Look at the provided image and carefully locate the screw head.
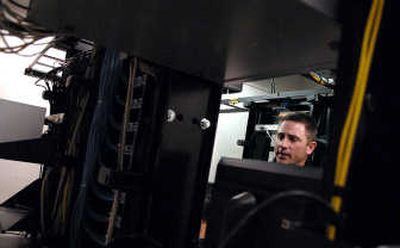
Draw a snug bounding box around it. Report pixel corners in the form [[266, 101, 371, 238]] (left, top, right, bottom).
[[167, 109, 176, 122], [200, 118, 211, 130]]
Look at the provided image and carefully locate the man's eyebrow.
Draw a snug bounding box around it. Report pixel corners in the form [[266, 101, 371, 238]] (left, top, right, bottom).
[[276, 132, 301, 140], [287, 134, 301, 140]]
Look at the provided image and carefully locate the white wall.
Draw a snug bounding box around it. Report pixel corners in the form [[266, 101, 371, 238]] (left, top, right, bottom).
[[0, 51, 51, 109], [0, 45, 50, 203], [208, 111, 249, 183]]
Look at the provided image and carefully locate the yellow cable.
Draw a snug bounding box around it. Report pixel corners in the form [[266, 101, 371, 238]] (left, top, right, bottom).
[[337, 0, 383, 187], [332, 0, 384, 224], [344, 2, 383, 160], [336, 0, 381, 182], [343, 0, 383, 165], [336, 0, 379, 179], [329, 0, 384, 240], [328, 196, 342, 239], [335, 0, 383, 201]]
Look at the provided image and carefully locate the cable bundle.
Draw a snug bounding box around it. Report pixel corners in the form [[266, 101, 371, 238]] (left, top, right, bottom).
[[69, 50, 122, 248], [0, 0, 56, 55]]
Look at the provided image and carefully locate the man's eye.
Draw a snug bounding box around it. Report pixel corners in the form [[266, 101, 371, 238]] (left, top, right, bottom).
[[277, 133, 284, 140], [289, 136, 300, 142]]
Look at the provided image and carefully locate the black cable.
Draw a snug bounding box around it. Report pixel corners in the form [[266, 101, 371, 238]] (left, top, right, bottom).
[[33, 67, 64, 91], [83, 224, 106, 247], [7, 0, 29, 10], [218, 190, 338, 248], [34, 78, 48, 90]]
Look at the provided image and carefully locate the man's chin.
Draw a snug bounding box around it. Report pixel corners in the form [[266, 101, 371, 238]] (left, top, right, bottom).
[[276, 158, 292, 165], [276, 158, 306, 167]]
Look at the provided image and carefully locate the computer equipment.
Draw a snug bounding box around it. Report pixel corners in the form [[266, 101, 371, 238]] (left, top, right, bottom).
[[205, 157, 335, 248], [0, 99, 46, 143]]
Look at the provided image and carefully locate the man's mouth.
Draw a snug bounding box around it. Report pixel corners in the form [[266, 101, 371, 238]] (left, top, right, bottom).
[[276, 152, 290, 160]]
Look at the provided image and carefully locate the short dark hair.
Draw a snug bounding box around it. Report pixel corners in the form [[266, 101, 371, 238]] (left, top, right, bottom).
[[278, 112, 318, 141]]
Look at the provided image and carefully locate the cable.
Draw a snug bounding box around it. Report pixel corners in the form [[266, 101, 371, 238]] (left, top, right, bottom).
[[265, 128, 276, 144], [271, 77, 276, 94], [6, 0, 29, 10], [334, 0, 383, 208], [336, 0, 383, 186], [329, 0, 385, 240], [51, 166, 67, 220], [118, 58, 137, 171], [61, 169, 73, 228], [69, 50, 123, 248], [105, 58, 138, 245], [1, 2, 50, 35], [40, 167, 53, 238], [90, 178, 114, 202], [83, 224, 107, 247], [218, 190, 337, 248], [0, 0, 58, 57], [308, 71, 335, 89], [0, 29, 58, 56], [86, 205, 109, 223]]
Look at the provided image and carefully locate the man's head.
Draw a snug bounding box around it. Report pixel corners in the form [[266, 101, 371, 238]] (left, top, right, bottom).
[[274, 112, 318, 167]]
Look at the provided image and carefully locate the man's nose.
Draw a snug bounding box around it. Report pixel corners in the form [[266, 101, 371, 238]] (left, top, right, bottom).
[[278, 137, 289, 148]]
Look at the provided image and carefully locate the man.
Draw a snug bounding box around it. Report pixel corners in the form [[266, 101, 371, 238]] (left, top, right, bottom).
[[274, 112, 318, 167]]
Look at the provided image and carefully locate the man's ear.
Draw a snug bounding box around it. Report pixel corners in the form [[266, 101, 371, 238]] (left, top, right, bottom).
[[306, 141, 317, 155]]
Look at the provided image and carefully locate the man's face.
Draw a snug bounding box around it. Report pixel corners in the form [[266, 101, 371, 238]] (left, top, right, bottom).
[[274, 120, 317, 167]]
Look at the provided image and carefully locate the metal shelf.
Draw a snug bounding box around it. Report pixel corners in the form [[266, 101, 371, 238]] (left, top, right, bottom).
[[28, 0, 340, 83]]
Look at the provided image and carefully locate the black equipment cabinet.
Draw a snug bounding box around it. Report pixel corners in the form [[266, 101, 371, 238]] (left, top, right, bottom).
[[144, 69, 221, 248], [96, 63, 222, 248]]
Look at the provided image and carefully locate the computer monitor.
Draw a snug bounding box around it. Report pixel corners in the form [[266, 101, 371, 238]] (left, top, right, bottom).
[[204, 157, 333, 248]]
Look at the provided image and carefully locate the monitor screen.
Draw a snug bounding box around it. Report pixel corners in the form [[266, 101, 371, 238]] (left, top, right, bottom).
[[204, 157, 327, 248]]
